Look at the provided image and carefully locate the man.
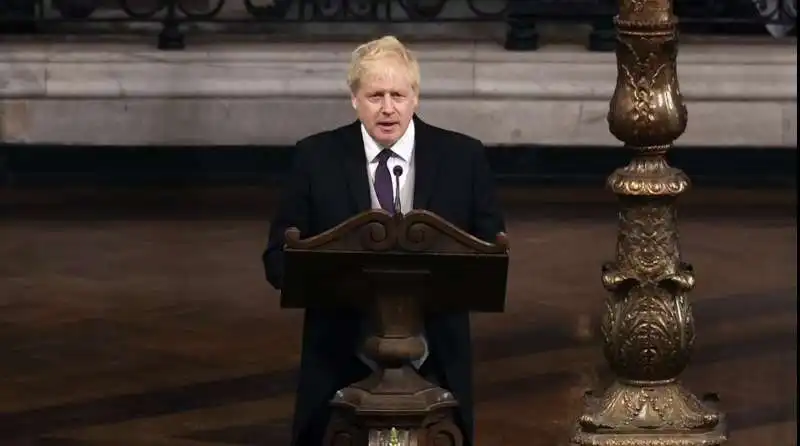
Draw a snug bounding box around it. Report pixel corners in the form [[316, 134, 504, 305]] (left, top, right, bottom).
[[263, 35, 505, 446]]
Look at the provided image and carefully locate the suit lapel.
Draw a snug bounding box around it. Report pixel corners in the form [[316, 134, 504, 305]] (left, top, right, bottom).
[[412, 116, 441, 210], [339, 120, 372, 213]]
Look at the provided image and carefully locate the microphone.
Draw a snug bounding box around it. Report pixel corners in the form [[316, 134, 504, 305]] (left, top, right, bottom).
[[392, 165, 403, 215]]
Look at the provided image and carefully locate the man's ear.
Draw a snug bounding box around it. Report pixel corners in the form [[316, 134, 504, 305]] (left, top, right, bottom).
[[351, 95, 358, 110]]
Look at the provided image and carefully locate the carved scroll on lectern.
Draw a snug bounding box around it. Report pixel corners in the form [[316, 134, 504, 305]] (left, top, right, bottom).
[[569, 0, 728, 445], [283, 209, 509, 446], [285, 209, 508, 254]]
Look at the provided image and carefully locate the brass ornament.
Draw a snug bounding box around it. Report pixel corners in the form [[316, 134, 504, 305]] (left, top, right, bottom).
[[389, 427, 402, 446], [367, 427, 415, 446], [571, 0, 728, 444]]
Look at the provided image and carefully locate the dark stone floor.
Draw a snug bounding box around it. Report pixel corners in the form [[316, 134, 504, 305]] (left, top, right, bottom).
[[0, 187, 795, 445]]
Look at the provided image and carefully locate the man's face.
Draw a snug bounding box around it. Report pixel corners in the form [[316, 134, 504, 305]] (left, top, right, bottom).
[[351, 60, 418, 148]]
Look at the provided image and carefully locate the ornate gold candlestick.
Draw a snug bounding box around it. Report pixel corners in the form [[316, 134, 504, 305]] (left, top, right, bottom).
[[570, 0, 728, 444]]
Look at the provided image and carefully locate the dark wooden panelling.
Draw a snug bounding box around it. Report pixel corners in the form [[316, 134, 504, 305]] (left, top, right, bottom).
[[0, 144, 796, 188]]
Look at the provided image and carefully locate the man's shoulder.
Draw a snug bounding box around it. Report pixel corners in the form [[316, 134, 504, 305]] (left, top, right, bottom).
[[291, 122, 356, 165]]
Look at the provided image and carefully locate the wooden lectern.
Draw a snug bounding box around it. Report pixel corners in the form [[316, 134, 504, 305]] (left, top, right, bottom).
[[281, 209, 509, 446]]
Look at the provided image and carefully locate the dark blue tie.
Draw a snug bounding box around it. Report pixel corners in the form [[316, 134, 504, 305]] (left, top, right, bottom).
[[374, 149, 395, 214]]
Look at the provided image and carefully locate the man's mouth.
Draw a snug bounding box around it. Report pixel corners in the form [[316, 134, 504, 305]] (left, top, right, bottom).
[[378, 122, 397, 129]]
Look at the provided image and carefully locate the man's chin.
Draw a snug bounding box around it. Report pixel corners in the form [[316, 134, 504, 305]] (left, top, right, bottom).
[[374, 134, 399, 147]]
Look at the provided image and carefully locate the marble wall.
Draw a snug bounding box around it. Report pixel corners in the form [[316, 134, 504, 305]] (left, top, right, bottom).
[[0, 41, 796, 147]]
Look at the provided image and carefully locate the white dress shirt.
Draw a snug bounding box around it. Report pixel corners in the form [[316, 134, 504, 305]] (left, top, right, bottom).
[[358, 120, 429, 370], [361, 121, 415, 215]]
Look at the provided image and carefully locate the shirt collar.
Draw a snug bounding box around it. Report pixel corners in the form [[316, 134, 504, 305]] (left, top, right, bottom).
[[361, 119, 416, 163]]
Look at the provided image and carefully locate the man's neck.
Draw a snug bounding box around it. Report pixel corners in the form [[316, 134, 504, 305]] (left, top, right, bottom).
[[361, 120, 416, 162]]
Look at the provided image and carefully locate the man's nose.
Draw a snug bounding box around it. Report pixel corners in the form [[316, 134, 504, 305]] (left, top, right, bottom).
[[379, 95, 395, 113]]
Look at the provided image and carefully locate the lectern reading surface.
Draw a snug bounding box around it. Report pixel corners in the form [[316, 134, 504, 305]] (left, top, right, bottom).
[[281, 209, 509, 446]]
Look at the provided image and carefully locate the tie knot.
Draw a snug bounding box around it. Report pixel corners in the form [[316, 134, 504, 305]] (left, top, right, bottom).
[[375, 149, 393, 165]]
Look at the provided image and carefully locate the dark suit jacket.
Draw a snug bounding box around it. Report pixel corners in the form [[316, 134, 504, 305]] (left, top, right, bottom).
[[263, 116, 505, 445]]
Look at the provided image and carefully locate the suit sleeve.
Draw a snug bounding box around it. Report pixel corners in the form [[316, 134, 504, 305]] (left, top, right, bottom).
[[470, 141, 506, 243], [262, 141, 313, 290]]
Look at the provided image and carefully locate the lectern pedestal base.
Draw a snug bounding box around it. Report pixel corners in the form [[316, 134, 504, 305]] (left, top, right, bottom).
[[324, 366, 463, 446], [325, 408, 462, 446]]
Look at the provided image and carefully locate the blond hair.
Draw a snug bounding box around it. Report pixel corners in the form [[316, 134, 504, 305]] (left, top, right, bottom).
[[347, 36, 420, 94]]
